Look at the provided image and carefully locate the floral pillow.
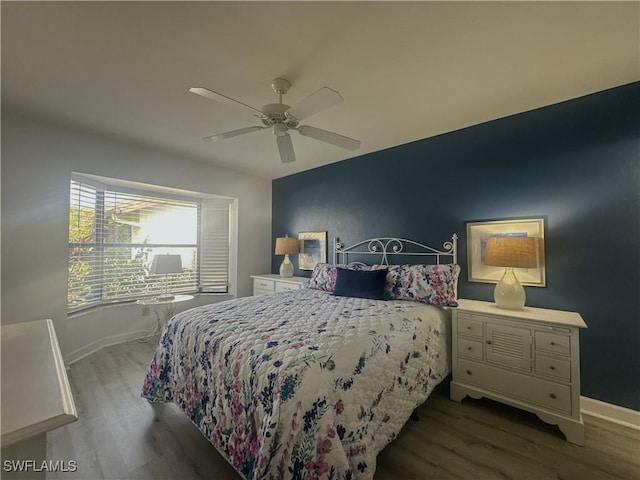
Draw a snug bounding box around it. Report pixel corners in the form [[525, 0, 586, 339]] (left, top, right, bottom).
[[384, 263, 460, 307], [307, 263, 340, 292], [307, 263, 384, 292]]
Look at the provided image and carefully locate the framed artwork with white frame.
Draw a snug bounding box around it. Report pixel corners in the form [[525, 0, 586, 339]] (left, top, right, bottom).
[[298, 231, 327, 270], [466, 218, 546, 287]]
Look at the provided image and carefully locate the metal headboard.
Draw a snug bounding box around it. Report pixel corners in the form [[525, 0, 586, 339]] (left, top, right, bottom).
[[333, 234, 458, 266]]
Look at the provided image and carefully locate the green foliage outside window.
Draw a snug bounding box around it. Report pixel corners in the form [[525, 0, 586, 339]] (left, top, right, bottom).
[[68, 205, 95, 308], [68, 206, 157, 308]]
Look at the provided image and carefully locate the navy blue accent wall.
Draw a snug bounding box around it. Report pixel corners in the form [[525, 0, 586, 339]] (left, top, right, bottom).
[[272, 82, 640, 410]]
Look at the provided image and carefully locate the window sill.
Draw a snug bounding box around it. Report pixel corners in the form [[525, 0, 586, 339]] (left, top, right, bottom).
[[67, 292, 234, 319]]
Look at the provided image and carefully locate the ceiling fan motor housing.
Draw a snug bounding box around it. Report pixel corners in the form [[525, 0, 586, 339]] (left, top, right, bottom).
[[261, 103, 298, 129]]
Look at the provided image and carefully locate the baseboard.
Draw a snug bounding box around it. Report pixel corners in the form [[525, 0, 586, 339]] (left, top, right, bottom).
[[581, 396, 640, 431], [66, 328, 151, 365]]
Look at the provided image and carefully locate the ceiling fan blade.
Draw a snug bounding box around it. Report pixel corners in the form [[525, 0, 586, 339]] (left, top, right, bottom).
[[276, 134, 296, 163], [297, 125, 361, 151], [204, 126, 266, 142], [189, 87, 265, 117], [285, 87, 343, 121]]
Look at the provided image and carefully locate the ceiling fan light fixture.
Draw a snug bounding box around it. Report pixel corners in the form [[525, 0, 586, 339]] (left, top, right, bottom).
[[272, 123, 288, 137]]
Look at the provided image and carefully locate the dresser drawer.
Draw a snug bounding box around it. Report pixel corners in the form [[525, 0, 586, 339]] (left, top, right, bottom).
[[458, 338, 483, 361], [458, 358, 572, 414], [456, 313, 483, 339], [254, 288, 274, 296], [535, 354, 571, 381], [253, 278, 275, 293], [535, 331, 570, 356], [275, 282, 302, 293]]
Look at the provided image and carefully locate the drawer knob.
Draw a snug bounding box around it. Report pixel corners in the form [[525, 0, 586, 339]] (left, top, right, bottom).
[[550, 341, 556, 346], [486, 340, 492, 345], [466, 369, 472, 375], [549, 365, 556, 370], [467, 326, 472, 330], [467, 347, 472, 351], [549, 393, 557, 399]]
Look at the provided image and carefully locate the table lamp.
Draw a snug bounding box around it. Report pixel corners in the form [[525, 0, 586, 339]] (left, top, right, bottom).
[[150, 254, 183, 301], [483, 235, 538, 310], [275, 236, 299, 278]]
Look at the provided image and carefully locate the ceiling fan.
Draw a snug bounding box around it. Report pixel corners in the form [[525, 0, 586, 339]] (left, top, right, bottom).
[[189, 78, 361, 163]]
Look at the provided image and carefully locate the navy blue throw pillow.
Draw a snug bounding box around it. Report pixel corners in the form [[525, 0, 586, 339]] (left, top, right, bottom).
[[333, 267, 388, 300]]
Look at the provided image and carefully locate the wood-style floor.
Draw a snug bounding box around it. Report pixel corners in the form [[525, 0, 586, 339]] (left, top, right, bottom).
[[47, 340, 639, 480]]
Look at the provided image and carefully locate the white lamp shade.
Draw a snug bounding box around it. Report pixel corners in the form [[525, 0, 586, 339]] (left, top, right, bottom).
[[150, 255, 182, 274]]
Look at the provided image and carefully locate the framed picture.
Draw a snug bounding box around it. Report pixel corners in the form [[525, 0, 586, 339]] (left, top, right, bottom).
[[298, 231, 327, 270], [466, 218, 546, 287]]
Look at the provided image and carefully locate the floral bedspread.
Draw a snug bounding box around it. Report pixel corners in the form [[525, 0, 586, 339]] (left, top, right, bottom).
[[141, 288, 450, 480]]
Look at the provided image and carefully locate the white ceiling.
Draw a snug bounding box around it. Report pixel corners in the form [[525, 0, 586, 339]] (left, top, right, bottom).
[[2, 2, 638, 180]]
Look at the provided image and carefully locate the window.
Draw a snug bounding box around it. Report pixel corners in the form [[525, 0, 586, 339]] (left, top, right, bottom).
[[68, 174, 231, 313]]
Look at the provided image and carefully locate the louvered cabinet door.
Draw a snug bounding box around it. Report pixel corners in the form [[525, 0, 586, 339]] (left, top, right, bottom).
[[485, 323, 532, 371]]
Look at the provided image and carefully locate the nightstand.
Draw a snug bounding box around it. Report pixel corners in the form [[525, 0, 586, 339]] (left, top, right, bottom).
[[251, 274, 308, 295], [450, 298, 587, 445]]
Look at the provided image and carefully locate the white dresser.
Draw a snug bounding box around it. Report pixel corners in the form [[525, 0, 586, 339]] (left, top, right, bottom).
[[251, 274, 308, 296], [450, 299, 587, 444]]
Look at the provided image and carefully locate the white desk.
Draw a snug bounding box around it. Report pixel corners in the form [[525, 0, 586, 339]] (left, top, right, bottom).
[[1, 319, 77, 479]]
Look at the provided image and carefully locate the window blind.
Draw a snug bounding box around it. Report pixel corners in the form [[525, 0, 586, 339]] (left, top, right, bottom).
[[68, 176, 230, 313], [68, 180, 100, 310]]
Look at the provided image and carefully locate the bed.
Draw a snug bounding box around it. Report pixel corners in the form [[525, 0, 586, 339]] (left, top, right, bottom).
[[142, 235, 459, 480]]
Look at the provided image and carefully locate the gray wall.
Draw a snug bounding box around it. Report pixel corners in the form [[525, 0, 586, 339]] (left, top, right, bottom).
[[1, 110, 272, 360]]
